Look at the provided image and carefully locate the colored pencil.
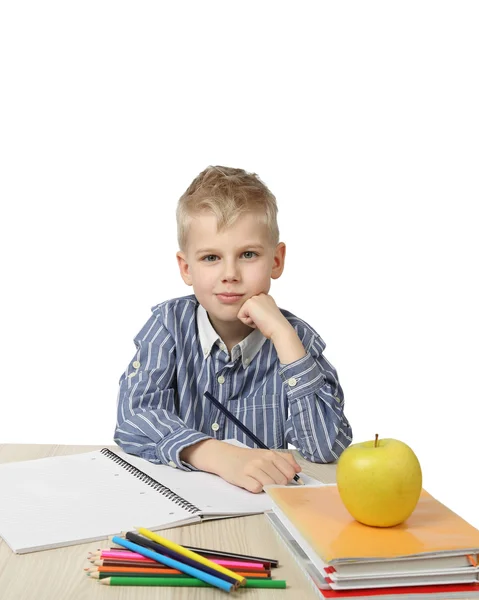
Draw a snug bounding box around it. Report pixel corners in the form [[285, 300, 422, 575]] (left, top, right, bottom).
[[124, 531, 243, 585], [100, 576, 287, 588], [87, 565, 270, 576], [89, 570, 270, 580], [89, 572, 188, 580], [183, 546, 277, 568], [93, 547, 265, 571], [204, 390, 304, 485], [136, 528, 245, 585], [88, 561, 270, 576], [106, 544, 279, 567], [111, 536, 236, 592], [87, 566, 193, 575]]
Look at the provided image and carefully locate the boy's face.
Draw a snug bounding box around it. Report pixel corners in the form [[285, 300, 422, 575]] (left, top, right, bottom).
[[176, 212, 285, 329]]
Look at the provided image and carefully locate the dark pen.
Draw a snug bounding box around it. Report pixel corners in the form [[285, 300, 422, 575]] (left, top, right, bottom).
[[204, 391, 304, 485]]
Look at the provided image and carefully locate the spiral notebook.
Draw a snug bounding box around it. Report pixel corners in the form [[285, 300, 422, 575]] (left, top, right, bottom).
[[0, 445, 319, 554]]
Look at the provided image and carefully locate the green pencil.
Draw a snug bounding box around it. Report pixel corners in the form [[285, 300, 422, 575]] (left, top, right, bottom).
[[100, 576, 287, 588]]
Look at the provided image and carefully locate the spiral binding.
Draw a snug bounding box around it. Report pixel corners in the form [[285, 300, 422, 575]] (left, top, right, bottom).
[[100, 448, 200, 514]]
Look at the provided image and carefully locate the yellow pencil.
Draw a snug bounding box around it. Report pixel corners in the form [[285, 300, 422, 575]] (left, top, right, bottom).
[[137, 528, 245, 586]]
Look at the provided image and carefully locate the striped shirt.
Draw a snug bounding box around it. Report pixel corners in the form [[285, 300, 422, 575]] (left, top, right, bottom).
[[114, 294, 352, 470]]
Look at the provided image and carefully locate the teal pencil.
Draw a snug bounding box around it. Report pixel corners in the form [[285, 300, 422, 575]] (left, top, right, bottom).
[[100, 576, 287, 588]]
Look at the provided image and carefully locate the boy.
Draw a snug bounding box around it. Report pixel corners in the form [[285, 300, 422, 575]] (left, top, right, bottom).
[[114, 166, 352, 493]]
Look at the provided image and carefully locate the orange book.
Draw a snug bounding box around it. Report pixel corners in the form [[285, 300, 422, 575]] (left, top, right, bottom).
[[265, 485, 479, 565]]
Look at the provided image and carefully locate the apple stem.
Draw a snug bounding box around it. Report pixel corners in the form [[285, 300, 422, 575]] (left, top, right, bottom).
[[374, 433, 379, 448]]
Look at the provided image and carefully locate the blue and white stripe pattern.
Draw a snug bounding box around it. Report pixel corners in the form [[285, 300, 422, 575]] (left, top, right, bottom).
[[114, 295, 352, 470]]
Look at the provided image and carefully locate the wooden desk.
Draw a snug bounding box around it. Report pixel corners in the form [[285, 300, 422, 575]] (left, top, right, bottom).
[[0, 444, 337, 600]]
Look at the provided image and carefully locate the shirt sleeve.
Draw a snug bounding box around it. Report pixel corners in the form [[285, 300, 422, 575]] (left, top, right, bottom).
[[114, 310, 212, 470], [280, 333, 352, 463]]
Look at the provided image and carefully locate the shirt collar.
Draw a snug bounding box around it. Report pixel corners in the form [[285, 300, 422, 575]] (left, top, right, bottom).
[[196, 304, 266, 369]]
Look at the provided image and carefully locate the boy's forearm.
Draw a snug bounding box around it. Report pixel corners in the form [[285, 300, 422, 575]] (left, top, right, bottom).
[[271, 323, 307, 365], [180, 438, 224, 473]]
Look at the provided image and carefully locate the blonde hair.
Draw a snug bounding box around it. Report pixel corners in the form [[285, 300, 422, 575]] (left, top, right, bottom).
[[176, 165, 279, 251]]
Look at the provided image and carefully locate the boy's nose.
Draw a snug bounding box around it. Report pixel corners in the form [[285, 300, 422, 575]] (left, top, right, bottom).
[[221, 261, 240, 282], [221, 271, 240, 282]]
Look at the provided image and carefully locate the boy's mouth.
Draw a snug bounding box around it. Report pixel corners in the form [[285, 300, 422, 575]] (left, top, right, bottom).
[[216, 293, 244, 304]]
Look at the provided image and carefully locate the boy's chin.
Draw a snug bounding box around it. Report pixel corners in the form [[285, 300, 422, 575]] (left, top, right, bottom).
[[206, 305, 244, 322], [211, 309, 242, 322]]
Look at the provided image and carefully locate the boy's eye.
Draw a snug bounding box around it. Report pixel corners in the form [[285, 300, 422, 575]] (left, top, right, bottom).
[[202, 255, 218, 262], [242, 251, 257, 259]]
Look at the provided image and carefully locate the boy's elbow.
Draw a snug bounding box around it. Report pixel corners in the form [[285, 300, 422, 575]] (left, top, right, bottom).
[[310, 448, 339, 464], [298, 428, 353, 464], [326, 428, 353, 463], [113, 422, 129, 450], [296, 444, 337, 464], [113, 430, 124, 450]]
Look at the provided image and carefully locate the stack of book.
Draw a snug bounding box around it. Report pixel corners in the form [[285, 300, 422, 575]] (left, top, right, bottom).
[[265, 484, 479, 599]]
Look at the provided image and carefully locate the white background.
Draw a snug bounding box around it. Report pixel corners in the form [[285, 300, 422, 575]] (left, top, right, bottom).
[[1, 2, 478, 528]]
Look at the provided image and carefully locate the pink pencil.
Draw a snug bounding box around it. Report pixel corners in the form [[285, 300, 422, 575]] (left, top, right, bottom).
[[91, 550, 265, 569]]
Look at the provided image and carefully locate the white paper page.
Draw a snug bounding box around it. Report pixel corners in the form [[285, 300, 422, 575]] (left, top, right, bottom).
[[120, 446, 323, 516], [0, 450, 198, 553], [117, 450, 271, 515]]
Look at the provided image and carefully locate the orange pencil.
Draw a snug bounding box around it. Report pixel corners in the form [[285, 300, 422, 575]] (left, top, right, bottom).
[[87, 565, 271, 578]]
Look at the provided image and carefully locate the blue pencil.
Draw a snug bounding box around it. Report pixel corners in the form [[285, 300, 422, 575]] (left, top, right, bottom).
[[111, 536, 235, 592]]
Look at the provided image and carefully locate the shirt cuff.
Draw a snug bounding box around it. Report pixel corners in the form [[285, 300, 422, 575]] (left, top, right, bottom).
[[278, 352, 327, 400], [156, 428, 212, 471]]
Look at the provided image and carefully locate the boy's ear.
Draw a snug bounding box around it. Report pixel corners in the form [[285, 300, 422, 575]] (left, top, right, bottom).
[[271, 242, 286, 280], [176, 251, 193, 286]]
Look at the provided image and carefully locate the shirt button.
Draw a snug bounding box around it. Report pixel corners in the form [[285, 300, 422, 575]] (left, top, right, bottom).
[[244, 357, 251, 366], [168, 461, 177, 468], [217, 375, 225, 384], [203, 347, 210, 357], [211, 423, 220, 431], [288, 377, 297, 387], [132, 361, 140, 369]]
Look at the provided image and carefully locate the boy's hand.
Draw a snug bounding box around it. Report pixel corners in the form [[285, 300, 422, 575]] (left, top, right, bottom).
[[238, 293, 307, 365], [214, 444, 302, 493], [237, 293, 290, 340], [181, 439, 302, 493]]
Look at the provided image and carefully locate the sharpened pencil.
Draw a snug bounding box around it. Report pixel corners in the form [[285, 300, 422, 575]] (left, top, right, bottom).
[[90, 549, 265, 570], [100, 576, 287, 588], [106, 544, 278, 567], [89, 570, 270, 580], [182, 546, 278, 568], [87, 563, 270, 576]]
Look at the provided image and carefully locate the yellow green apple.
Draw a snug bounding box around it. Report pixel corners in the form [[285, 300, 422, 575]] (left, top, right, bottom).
[[336, 435, 422, 527]]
